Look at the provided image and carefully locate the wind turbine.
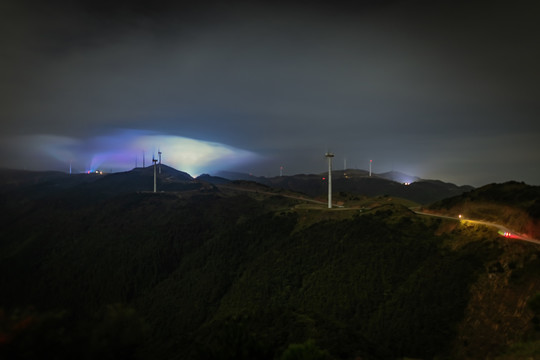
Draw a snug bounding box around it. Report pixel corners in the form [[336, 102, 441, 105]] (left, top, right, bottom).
[[152, 156, 158, 193], [158, 148, 162, 174], [325, 152, 334, 209]]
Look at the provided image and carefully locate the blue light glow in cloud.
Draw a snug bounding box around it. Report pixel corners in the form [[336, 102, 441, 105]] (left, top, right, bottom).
[[89, 130, 259, 175], [5, 130, 259, 176]]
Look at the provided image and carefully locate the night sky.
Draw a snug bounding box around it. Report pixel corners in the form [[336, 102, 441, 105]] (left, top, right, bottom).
[[2, 0, 539, 186]]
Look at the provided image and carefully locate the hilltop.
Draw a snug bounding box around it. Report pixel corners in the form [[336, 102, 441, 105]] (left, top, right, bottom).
[[0, 165, 205, 208]]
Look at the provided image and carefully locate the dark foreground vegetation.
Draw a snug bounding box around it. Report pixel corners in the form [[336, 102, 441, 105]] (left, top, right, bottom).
[[0, 172, 539, 359]]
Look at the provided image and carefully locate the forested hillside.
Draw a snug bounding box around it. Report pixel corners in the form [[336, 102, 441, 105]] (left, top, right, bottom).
[[0, 173, 539, 359]]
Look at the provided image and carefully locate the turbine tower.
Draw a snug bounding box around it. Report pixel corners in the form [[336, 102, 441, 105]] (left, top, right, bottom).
[[369, 159, 372, 177], [152, 156, 158, 193], [142, 151, 145, 168], [280, 165, 283, 177], [158, 148, 162, 174], [325, 152, 334, 209]]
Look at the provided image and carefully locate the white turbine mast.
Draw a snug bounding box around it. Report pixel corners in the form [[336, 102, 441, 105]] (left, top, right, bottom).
[[325, 152, 334, 209], [152, 155, 158, 193], [158, 148, 162, 174]]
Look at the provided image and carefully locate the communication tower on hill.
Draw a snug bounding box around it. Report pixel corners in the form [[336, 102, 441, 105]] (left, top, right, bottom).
[[325, 152, 334, 209]]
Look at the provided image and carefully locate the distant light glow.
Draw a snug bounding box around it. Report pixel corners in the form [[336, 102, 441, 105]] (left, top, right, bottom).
[[389, 172, 417, 184], [6, 130, 260, 176], [88, 130, 260, 175]]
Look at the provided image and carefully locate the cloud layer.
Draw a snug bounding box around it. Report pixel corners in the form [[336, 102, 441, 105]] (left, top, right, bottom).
[[1, 1, 539, 185], [2, 130, 259, 176]]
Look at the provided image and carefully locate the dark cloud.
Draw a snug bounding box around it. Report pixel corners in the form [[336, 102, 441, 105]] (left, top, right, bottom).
[[1, 0, 539, 186]]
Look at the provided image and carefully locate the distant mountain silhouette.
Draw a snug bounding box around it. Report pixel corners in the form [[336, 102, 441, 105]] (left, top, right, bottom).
[[91, 164, 194, 193], [215, 170, 262, 182], [0, 166, 473, 205], [196, 173, 231, 185], [215, 169, 473, 204], [0, 165, 202, 205]]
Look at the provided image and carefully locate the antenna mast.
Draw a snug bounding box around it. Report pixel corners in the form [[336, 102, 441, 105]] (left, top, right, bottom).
[[325, 152, 334, 209]]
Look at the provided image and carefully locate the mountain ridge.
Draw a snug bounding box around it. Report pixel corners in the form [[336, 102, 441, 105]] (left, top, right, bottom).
[[0, 165, 473, 205], [216, 169, 473, 204]]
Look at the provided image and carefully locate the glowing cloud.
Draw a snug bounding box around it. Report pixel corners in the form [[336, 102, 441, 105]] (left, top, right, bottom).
[[88, 130, 259, 175], [4, 130, 259, 176]]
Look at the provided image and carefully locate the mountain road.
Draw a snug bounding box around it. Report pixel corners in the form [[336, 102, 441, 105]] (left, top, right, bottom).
[[414, 211, 540, 245]]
